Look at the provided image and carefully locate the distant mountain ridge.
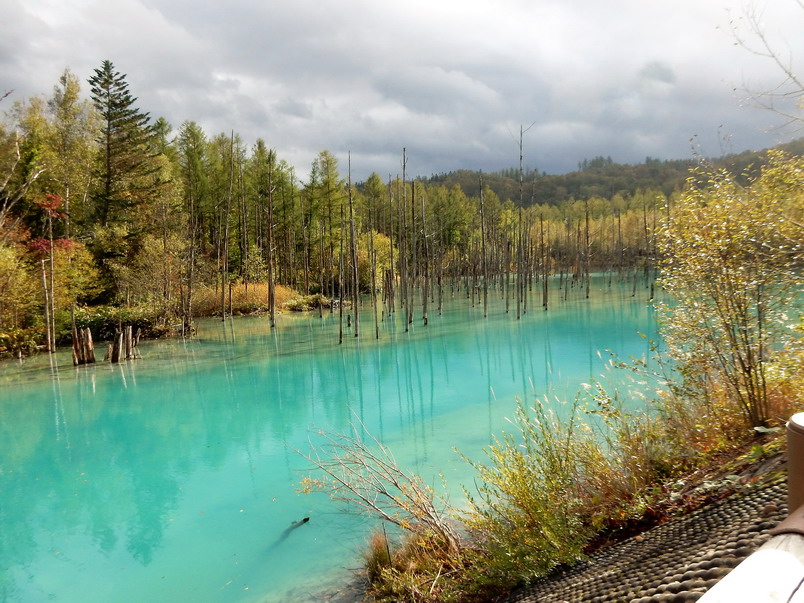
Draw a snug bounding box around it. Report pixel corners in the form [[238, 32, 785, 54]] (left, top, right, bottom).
[[420, 137, 804, 206]]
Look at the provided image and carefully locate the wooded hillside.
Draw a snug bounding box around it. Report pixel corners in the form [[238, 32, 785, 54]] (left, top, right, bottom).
[[423, 137, 804, 206]]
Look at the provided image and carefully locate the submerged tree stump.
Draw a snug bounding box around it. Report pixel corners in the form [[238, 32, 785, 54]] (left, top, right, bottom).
[[108, 331, 123, 363], [124, 325, 133, 359], [104, 325, 140, 363], [71, 326, 96, 366]]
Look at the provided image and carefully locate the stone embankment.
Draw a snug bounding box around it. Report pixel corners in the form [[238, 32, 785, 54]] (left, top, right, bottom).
[[506, 473, 787, 602]]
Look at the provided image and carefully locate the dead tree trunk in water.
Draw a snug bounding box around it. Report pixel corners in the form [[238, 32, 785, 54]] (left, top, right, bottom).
[[368, 204, 380, 339], [348, 153, 359, 338], [419, 182, 430, 326], [386, 174, 395, 316], [184, 189, 197, 336], [516, 215, 522, 319], [124, 325, 133, 359], [109, 331, 123, 363], [220, 132, 235, 321], [266, 151, 277, 328], [479, 174, 488, 318], [408, 169, 416, 328], [584, 198, 591, 299], [541, 213, 549, 310], [40, 259, 54, 353], [401, 150, 411, 331], [319, 221, 326, 319], [47, 212, 56, 352], [515, 122, 535, 319], [302, 191, 310, 296], [338, 200, 345, 344], [106, 326, 137, 363]]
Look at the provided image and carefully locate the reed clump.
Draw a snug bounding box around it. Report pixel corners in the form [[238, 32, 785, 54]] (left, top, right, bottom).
[[361, 528, 471, 602]]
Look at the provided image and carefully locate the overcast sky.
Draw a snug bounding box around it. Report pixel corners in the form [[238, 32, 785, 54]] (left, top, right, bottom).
[[2, 0, 802, 181]]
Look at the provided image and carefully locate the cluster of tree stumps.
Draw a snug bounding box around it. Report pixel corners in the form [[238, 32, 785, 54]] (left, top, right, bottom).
[[71, 324, 140, 365], [103, 326, 141, 363], [71, 325, 95, 365]]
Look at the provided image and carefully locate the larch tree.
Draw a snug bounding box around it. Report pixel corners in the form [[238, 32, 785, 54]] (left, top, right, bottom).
[[46, 68, 97, 234], [176, 120, 210, 332]]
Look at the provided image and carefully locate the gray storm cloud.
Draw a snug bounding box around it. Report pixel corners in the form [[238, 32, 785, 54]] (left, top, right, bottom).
[[1, 0, 800, 180]]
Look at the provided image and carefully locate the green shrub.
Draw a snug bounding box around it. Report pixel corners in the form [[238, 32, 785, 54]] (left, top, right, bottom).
[[0, 327, 41, 358], [459, 399, 592, 589], [283, 293, 332, 312], [70, 304, 176, 342]]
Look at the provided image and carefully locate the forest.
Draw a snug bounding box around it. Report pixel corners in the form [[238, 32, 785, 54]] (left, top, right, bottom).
[[0, 60, 801, 359]]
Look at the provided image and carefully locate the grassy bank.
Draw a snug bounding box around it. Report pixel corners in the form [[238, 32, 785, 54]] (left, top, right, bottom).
[[302, 356, 800, 602], [0, 282, 305, 359]]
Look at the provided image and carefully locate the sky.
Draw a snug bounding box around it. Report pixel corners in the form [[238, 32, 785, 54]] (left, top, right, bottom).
[[1, 0, 802, 181]]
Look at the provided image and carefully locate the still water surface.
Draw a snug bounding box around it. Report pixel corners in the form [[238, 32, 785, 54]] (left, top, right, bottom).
[[0, 278, 658, 602]]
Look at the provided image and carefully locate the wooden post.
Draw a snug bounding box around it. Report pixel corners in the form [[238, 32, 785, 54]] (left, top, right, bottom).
[[786, 413, 804, 516], [699, 414, 804, 602]]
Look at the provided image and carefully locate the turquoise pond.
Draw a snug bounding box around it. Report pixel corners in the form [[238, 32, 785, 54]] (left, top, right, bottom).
[[0, 276, 661, 602]]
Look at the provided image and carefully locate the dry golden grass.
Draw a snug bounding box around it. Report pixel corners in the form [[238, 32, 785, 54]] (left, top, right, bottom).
[[363, 529, 393, 583], [191, 282, 298, 317]]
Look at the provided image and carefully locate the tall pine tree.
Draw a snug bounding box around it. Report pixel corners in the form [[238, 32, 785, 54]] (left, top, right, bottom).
[[88, 60, 155, 226]]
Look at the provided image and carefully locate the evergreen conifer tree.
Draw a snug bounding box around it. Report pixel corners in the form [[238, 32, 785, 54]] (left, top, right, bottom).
[[88, 60, 155, 225]]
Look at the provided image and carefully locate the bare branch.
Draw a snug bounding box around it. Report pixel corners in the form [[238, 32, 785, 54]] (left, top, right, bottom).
[[729, 1, 803, 128], [295, 415, 462, 555]]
